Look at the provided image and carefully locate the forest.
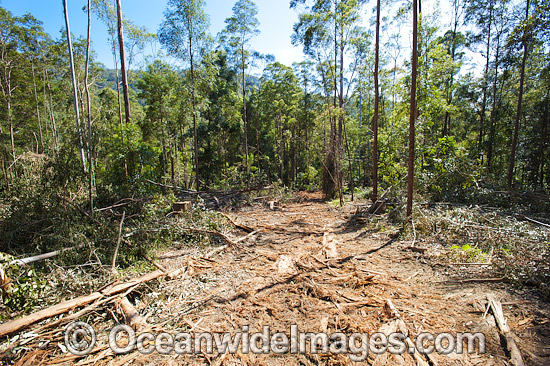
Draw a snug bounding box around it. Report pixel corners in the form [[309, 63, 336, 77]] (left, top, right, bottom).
[[0, 0, 550, 364]]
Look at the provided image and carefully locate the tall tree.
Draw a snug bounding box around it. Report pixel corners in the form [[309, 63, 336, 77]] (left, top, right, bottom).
[[291, 0, 365, 200], [62, 0, 87, 172], [159, 0, 209, 191], [407, 0, 419, 218], [85, 0, 94, 215], [222, 0, 260, 187], [372, 0, 380, 202], [116, 0, 131, 124], [508, 0, 531, 188]]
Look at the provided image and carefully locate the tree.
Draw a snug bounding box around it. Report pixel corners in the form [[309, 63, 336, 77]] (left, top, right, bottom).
[[407, 0, 419, 218], [62, 0, 87, 172], [222, 0, 260, 187], [85, 0, 94, 215], [372, 0, 381, 202], [159, 0, 210, 191], [508, 0, 531, 188], [291, 0, 366, 200], [116, 0, 131, 124]]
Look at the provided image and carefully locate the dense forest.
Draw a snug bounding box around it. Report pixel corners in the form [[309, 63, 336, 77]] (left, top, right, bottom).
[[1, 0, 549, 205]]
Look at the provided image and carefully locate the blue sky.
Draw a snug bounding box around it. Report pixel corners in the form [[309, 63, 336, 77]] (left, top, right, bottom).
[[2, 0, 306, 69], [2, 0, 480, 76]]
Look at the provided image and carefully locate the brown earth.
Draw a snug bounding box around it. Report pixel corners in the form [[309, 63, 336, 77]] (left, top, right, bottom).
[[6, 192, 550, 365]]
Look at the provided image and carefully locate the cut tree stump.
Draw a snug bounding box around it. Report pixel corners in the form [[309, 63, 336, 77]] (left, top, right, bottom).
[[172, 201, 192, 212]]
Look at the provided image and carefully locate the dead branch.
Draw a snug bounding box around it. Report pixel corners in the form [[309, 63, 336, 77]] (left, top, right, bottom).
[[118, 297, 145, 330], [8, 244, 86, 266], [487, 295, 525, 366], [218, 212, 254, 233], [111, 210, 126, 272], [0, 269, 170, 338]]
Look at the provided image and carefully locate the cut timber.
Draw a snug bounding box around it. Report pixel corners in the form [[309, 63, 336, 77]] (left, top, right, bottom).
[[0, 269, 169, 338], [487, 295, 525, 366], [118, 297, 145, 330], [384, 299, 434, 366], [172, 201, 192, 212]]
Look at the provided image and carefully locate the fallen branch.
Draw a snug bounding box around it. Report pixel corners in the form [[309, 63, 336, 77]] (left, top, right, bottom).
[[522, 215, 550, 228], [384, 299, 434, 366], [118, 297, 145, 330], [9, 244, 86, 266], [218, 212, 254, 233], [0, 269, 170, 338], [111, 211, 126, 272], [179, 226, 245, 251], [234, 229, 263, 243], [487, 295, 525, 366]]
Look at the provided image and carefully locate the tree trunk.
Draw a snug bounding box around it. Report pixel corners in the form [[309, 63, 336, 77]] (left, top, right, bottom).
[[407, 0, 419, 218], [116, 0, 131, 124], [85, 0, 94, 216], [31, 61, 44, 152], [508, 0, 530, 189], [442, 0, 461, 137], [190, 37, 200, 191], [44, 68, 59, 152], [373, 0, 381, 202], [487, 31, 501, 171], [63, 0, 87, 172], [478, 2, 493, 158], [242, 44, 250, 188]]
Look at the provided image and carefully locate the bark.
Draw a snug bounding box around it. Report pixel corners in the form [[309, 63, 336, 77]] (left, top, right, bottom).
[[407, 0, 419, 218], [116, 0, 131, 124], [85, 0, 94, 216], [373, 0, 381, 202], [190, 36, 200, 191], [63, 0, 87, 172], [31, 61, 44, 152]]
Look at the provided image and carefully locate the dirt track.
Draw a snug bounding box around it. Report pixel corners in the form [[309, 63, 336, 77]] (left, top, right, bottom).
[[117, 191, 547, 365], [9, 192, 550, 365]]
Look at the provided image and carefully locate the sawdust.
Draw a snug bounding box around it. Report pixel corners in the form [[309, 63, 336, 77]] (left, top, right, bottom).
[[3, 192, 550, 365]]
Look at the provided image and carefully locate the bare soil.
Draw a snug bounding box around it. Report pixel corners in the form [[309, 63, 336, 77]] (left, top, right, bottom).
[[6, 192, 550, 365]]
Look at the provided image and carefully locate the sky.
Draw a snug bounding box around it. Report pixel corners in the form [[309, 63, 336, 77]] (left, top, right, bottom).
[[2, 0, 480, 76], [2, 0, 306, 70]]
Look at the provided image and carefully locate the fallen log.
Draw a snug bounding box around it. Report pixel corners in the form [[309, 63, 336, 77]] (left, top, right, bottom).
[[0, 269, 170, 338], [384, 299, 435, 366], [118, 297, 145, 330], [487, 295, 525, 366]]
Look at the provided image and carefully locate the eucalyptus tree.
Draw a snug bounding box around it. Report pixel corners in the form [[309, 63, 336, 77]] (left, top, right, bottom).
[[291, 0, 366, 200], [62, 0, 87, 172], [508, 0, 532, 188], [221, 0, 260, 187], [159, 0, 210, 191], [407, 0, 419, 218], [116, 0, 131, 125]]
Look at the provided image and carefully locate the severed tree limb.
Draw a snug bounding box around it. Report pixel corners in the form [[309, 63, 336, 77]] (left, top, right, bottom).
[[9, 244, 86, 266], [384, 299, 436, 366], [487, 295, 525, 366], [118, 297, 145, 330], [218, 212, 254, 233], [0, 269, 171, 338], [178, 226, 246, 251], [111, 210, 126, 273]]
